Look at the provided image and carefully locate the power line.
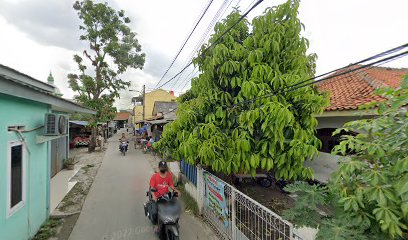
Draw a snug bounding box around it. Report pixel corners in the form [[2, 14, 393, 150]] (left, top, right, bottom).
[[171, 0, 233, 90], [155, 0, 265, 90], [154, 0, 215, 89], [180, 68, 200, 91], [243, 0, 258, 13], [175, 0, 241, 91], [276, 43, 408, 95], [231, 49, 408, 108], [157, 44, 408, 116], [234, 0, 242, 8], [177, 43, 408, 108]]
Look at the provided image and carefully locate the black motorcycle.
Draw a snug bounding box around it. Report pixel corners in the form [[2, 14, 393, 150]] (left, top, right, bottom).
[[144, 188, 181, 240], [119, 141, 128, 156]]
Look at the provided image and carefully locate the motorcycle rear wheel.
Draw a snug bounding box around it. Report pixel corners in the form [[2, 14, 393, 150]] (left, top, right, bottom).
[[166, 229, 179, 240]]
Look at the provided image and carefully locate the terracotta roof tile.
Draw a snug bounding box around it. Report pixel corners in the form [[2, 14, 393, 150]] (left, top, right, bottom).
[[317, 66, 407, 111], [114, 112, 130, 121]]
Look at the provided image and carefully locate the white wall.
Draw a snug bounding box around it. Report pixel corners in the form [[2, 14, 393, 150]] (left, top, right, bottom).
[[304, 152, 341, 183], [316, 115, 372, 129]]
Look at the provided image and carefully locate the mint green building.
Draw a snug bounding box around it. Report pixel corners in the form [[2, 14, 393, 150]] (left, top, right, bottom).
[[0, 64, 95, 240]]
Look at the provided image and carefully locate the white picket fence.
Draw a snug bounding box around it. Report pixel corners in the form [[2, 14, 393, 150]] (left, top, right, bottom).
[[179, 163, 309, 240]]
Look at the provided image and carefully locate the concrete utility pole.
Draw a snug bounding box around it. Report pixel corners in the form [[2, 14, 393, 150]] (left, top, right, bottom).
[[142, 84, 145, 120]]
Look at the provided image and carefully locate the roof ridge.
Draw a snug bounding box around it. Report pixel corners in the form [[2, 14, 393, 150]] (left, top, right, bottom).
[[0, 63, 54, 89], [357, 70, 388, 89], [360, 64, 408, 71]]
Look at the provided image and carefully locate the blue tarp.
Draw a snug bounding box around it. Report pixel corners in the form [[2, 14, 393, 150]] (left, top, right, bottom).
[[138, 124, 150, 133]]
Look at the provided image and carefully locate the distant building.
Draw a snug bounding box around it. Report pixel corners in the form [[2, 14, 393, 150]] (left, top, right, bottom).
[[152, 101, 178, 121], [132, 89, 176, 124], [148, 101, 179, 141], [0, 64, 95, 240], [114, 112, 131, 128], [46, 72, 63, 97]]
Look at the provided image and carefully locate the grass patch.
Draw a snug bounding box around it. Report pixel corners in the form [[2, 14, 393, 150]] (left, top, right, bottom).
[[83, 164, 94, 174], [178, 184, 199, 216], [58, 183, 84, 211], [33, 218, 62, 240]]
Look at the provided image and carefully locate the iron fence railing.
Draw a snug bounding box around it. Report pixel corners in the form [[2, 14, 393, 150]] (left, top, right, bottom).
[[180, 160, 197, 185], [202, 170, 295, 240]]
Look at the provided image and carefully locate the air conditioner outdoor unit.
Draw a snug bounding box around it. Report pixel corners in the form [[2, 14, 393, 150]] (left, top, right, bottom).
[[44, 113, 68, 136]]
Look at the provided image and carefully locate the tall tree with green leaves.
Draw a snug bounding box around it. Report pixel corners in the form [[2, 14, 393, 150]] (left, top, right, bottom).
[[156, 0, 327, 180], [283, 77, 408, 239], [68, 0, 145, 131]]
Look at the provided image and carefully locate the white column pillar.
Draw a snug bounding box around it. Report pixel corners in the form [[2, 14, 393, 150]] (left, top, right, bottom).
[[196, 164, 204, 215], [231, 189, 237, 240]]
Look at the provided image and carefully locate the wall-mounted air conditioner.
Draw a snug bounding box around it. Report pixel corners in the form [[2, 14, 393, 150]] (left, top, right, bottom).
[[44, 113, 68, 136]]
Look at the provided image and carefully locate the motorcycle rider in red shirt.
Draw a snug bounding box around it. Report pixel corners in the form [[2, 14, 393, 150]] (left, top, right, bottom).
[[148, 161, 180, 228]]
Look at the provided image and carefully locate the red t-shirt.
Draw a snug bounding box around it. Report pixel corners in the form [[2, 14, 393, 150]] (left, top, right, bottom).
[[149, 172, 174, 198]]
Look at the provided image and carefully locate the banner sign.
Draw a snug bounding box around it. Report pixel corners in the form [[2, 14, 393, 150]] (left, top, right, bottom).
[[204, 172, 229, 227]]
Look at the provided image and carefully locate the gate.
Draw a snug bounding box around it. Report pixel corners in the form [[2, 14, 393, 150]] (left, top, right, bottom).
[[50, 136, 68, 177], [201, 171, 294, 240]]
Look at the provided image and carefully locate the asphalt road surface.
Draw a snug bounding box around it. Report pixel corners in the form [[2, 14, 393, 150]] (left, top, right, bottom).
[[69, 130, 218, 240]]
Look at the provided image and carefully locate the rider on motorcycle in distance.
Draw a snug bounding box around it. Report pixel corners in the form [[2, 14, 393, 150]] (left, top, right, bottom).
[[119, 133, 129, 151]]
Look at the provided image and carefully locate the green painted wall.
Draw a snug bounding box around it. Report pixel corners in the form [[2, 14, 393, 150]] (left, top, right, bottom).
[[0, 93, 50, 240]]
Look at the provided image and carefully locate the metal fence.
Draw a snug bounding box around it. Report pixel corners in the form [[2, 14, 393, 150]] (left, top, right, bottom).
[[201, 170, 295, 240], [180, 160, 197, 185]]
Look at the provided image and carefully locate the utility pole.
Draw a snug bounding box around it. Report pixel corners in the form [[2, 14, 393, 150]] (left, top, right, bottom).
[[142, 84, 145, 121]]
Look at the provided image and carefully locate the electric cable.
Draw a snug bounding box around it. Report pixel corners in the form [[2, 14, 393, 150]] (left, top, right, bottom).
[[171, 0, 232, 90], [157, 44, 408, 116], [154, 0, 215, 88], [174, 0, 241, 91], [231, 49, 408, 108], [155, 0, 265, 90]]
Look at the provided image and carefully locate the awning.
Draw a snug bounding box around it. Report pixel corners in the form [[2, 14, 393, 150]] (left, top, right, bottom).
[[69, 120, 89, 126], [148, 119, 173, 125]]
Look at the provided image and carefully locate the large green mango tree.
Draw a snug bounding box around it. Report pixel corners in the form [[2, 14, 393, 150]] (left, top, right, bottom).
[[156, 0, 328, 180]]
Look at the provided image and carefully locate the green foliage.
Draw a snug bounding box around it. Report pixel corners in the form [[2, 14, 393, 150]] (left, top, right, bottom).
[[68, 0, 145, 123], [283, 182, 327, 228], [33, 219, 62, 240], [283, 76, 408, 239], [156, 0, 327, 180], [69, 112, 93, 121]]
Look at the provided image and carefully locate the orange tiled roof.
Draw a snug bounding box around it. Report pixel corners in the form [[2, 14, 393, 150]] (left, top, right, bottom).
[[317, 66, 407, 111], [114, 112, 130, 121]]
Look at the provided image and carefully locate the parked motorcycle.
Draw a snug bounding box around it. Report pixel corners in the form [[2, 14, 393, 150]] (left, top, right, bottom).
[[119, 141, 128, 156], [144, 188, 181, 240], [142, 141, 156, 155]]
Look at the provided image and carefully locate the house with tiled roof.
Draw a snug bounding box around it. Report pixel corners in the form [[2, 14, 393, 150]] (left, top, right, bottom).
[[317, 65, 406, 112], [113, 112, 131, 128], [304, 65, 407, 183]]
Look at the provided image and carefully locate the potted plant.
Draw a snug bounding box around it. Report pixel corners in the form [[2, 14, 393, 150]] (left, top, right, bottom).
[[64, 157, 76, 170]]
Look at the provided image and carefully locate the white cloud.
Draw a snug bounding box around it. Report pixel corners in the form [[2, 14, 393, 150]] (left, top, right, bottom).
[[0, 0, 407, 110]]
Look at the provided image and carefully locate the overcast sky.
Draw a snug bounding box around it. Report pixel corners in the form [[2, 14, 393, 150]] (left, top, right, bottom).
[[0, 0, 407, 110]]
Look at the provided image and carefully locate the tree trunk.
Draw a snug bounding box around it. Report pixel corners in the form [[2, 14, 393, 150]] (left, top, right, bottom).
[[88, 126, 97, 152]]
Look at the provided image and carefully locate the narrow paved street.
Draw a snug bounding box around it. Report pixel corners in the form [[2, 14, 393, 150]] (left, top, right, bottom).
[[69, 131, 217, 240]]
